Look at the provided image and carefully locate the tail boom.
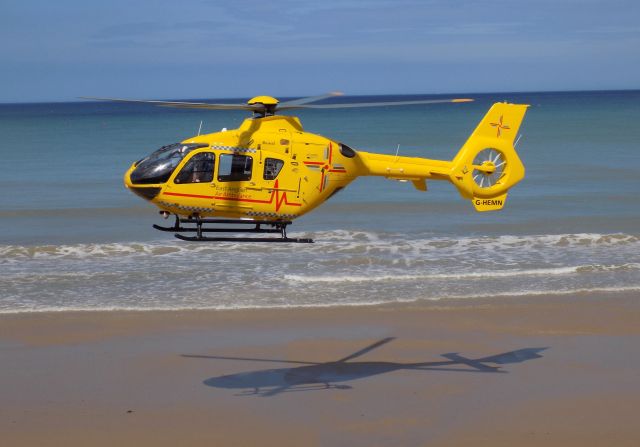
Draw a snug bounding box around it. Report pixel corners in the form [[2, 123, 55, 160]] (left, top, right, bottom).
[[354, 102, 528, 212]]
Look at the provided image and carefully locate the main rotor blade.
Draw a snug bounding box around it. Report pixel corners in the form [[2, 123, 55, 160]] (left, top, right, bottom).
[[336, 337, 396, 363], [279, 91, 344, 107], [278, 98, 473, 110], [406, 365, 505, 373], [181, 354, 319, 365], [80, 96, 258, 111]]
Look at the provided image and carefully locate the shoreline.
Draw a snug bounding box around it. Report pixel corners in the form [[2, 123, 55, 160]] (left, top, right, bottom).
[[1, 286, 638, 315]]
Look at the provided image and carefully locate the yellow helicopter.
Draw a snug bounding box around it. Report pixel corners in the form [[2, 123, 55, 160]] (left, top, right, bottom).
[[84, 93, 528, 243]]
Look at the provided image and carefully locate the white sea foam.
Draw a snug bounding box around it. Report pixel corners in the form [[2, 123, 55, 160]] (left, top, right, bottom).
[[1, 232, 638, 261], [284, 263, 640, 283], [1, 286, 638, 314]]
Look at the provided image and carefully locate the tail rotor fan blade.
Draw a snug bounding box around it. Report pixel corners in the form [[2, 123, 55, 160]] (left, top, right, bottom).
[[472, 148, 507, 189]]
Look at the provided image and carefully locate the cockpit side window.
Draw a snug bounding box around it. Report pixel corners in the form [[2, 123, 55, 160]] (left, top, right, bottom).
[[218, 154, 253, 182], [263, 158, 284, 180], [130, 143, 208, 185], [174, 152, 215, 184]]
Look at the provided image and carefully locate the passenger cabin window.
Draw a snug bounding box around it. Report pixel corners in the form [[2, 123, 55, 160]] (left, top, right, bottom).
[[263, 158, 284, 180], [339, 143, 357, 158], [218, 154, 253, 182], [174, 152, 215, 184]]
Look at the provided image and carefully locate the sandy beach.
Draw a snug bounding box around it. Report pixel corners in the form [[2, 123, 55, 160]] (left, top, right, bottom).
[[1, 292, 639, 446]]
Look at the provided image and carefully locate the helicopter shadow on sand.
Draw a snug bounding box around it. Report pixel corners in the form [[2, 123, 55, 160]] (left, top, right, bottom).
[[182, 338, 547, 397]]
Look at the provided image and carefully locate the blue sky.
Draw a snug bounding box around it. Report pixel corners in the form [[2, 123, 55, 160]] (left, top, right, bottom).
[[1, 0, 639, 102]]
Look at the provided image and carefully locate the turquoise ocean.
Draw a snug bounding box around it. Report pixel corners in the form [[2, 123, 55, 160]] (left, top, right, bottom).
[[1, 91, 639, 313]]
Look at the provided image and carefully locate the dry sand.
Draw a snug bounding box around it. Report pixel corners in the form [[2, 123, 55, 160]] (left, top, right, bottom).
[[1, 292, 639, 446]]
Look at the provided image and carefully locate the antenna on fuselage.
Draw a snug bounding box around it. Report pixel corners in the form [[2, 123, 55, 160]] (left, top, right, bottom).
[[197, 120, 203, 136], [514, 133, 523, 148]]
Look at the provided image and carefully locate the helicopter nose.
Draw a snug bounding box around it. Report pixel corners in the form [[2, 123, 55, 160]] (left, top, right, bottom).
[[128, 186, 161, 201], [124, 163, 162, 201]]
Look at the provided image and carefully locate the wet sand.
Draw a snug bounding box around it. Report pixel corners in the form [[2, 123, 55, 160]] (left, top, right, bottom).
[[1, 292, 640, 446]]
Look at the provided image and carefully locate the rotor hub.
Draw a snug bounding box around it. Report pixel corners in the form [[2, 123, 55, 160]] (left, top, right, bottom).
[[248, 96, 279, 117], [247, 96, 279, 106], [478, 160, 496, 175]]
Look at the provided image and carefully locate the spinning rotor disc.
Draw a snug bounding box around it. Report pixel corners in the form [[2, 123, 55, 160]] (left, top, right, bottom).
[[80, 93, 473, 117]]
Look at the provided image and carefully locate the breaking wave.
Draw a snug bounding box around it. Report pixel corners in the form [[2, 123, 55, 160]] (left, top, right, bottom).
[[1, 231, 639, 313], [1, 232, 638, 261], [284, 263, 640, 283]]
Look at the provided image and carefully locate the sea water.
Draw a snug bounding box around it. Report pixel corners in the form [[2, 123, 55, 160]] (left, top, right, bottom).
[[1, 91, 639, 312]]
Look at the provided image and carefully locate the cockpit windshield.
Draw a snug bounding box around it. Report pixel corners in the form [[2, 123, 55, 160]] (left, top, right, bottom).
[[130, 143, 208, 184]]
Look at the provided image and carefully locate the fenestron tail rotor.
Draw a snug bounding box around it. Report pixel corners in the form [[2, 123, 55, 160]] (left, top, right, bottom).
[[472, 148, 506, 189], [448, 102, 528, 212]]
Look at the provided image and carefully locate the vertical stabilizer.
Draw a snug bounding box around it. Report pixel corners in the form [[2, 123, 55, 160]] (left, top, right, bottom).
[[449, 103, 528, 211]]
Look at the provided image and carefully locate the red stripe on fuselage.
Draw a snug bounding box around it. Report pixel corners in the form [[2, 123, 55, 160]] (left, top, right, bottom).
[[163, 183, 302, 208], [163, 192, 215, 200]]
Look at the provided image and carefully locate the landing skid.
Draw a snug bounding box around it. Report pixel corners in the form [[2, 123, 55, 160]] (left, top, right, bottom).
[[153, 215, 313, 243]]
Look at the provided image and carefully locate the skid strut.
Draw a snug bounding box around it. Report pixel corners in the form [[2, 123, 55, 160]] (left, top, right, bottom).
[[153, 214, 313, 243]]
